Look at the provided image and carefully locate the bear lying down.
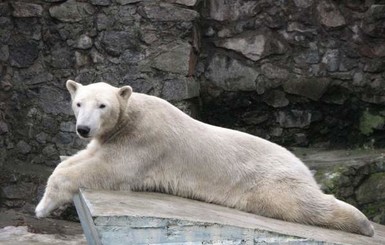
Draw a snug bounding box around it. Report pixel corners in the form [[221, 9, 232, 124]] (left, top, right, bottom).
[[35, 80, 374, 237]]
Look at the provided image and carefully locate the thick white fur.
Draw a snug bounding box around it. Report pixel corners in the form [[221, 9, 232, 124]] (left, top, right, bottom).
[[36, 81, 374, 236]]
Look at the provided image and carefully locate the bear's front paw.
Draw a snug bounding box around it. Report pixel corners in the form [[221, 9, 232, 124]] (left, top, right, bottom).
[[35, 201, 49, 218], [35, 197, 56, 218]]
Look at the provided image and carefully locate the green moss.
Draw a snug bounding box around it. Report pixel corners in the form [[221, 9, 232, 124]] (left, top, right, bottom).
[[359, 110, 385, 136], [369, 172, 385, 181], [314, 166, 348, 193], [362, 202, 385, 219]]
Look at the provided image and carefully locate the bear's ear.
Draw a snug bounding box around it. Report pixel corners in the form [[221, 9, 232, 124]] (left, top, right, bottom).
[[66, 80, 82, 99], [118, 86, 133, 100]]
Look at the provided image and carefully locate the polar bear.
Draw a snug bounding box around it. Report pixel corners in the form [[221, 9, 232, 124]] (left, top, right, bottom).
[[36, 80, 374, 236]]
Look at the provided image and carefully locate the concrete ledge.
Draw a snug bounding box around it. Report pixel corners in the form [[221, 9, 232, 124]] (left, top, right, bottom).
[[74, 189, 385, 245]]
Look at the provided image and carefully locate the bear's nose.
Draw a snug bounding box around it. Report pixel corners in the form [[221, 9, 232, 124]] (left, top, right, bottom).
[[77, 125, 90, 137]]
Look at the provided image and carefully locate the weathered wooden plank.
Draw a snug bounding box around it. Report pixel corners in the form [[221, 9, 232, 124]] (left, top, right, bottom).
[[74, 189, 385, 245]]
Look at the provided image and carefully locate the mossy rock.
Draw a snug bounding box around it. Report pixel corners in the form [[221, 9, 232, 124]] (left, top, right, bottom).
[[356, 172, 385, 205], [314, 165, 351, 193], [361, 201, 385, 223], [359, 110, 385, 136]]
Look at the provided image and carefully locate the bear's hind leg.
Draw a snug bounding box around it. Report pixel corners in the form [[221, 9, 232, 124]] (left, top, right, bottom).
[[243, 183, 374, 236], [325, 197, 374, 236]]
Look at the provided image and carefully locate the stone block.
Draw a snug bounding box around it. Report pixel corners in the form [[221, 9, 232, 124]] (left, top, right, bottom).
[[139, 2, 199, 22], [74, 189, 385, 245], [0, 121, 8, 134], [0, 3, 10, 17], [101, 31, 137, 56], [283, 77, 330, 101], [16, 140, 31, 154], [276, 110, 312, 128], [91, 0, 111, 6], [167, 0, 197, 6], [256, 75, 282, 95], [9, 39, 38, 68], [75, 51, 90, 67], [242, 111, 269, 125], [60, 121, 76, 133], [293, 0, 314, 8], [150, 42, 191, 75], [122, 75, 153, 94], [49, 0, 95, 22], [216, 34, 266, 61], [322, 49, 340, 72], [161, 77, 199, 101], [51, 47, 73, 68], [0, 17, 11, 43], [116, 0, 142, 5], [54, 132, 73, 145], [361, 94, 385, 105], [121, 50, 144, 64], [261, 63, 289, 80], [270, 127, 283, 137], [117, 5, 136, 25], [216, 31, 286, 61], [96, 13, 114, 31], [372, 43, 385, 57], [206, 0, 259, 21], [76, 35, 93, 49], [42, 144, 58, 158], [0, 45, 8, 62], [38, 87, 72, 115], [14, 18, 41, 40], [364, 59, 385, 73], [36, 132, 48, 144], [90, 49, 105, 64], [317, 0, 346, 28], [262, 90, 289, 108], [368, 5, 385, 20], [205, 54, 259, 91], [1, 183, 35, 199], [11, 2, 43, 17], [294, 50, 320, 65], [356, 173, 385, 205]]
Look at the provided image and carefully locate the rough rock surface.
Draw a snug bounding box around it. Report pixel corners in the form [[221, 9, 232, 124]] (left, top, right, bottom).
[[11, 3, 43, 18], [317, 0, 346, 28], [49, 0, 95, 23], [200, 0, 385, 148], [205, 54, 259, 91], [215, 31, 286, 61]]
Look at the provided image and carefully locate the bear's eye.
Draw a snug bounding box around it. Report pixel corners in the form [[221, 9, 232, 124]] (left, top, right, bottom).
[[76, 103, 81, 107], [99, 104, 106, 109]]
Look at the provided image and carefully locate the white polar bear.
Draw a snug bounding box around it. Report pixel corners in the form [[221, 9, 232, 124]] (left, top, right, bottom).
[[36, 80, 374, 236]]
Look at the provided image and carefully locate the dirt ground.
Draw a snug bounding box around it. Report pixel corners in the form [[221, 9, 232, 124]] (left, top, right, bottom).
[[0, 208, 83, 235], [0, 208, 86, 244]]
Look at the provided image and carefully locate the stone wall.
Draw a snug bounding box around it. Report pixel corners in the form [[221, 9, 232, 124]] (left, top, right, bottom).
[[1, 0, 385, 224], [198, 0, 385, 148], [0, 0, 200, 209]]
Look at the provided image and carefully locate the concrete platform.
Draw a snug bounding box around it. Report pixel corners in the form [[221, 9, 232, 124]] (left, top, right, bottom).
[[74, 189, 385, 245]]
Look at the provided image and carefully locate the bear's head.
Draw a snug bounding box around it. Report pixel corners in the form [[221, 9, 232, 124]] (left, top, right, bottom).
[[66, 80, 132, 139]]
